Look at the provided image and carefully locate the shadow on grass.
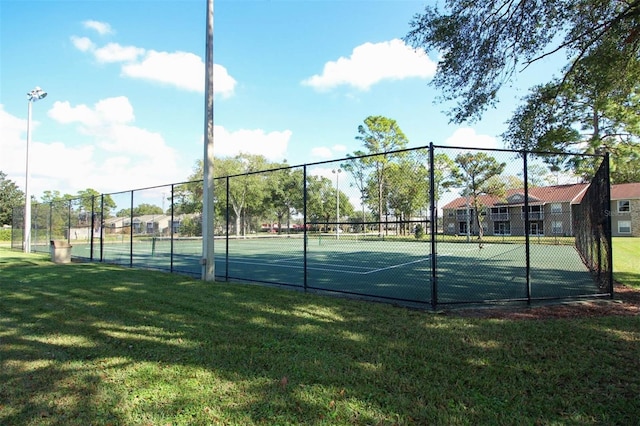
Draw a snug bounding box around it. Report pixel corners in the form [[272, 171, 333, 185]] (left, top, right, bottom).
[[1, 255, 639, 424]]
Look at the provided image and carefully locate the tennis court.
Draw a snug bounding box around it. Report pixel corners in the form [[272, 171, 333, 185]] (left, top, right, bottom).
[[71, 233, 599, 307]]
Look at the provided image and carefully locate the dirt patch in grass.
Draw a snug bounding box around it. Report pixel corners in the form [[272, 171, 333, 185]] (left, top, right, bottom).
[[448, 283, 640, 320]]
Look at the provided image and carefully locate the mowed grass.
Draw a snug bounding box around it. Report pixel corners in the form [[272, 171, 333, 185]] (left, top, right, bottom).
[[1, 248, 639, 425], [613, 237, 640, 288]]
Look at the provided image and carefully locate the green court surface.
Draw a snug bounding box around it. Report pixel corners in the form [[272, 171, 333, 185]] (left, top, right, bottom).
[[65, 234, 602, 307]]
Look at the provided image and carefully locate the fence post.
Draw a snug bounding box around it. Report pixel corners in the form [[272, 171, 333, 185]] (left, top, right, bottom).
[[90, 195, 95, 261], [429, 142, 438, 309], [523, 151, 531, 304], [130, 191, 134, 268], [100, 194, 104, 262], [303, 165, 308, 293], [604, 153, 614, 297], [225, 176, 230, 281], [170, 184, 175, 273]]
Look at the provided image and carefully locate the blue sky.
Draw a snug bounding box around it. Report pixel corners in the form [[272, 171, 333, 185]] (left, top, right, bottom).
[[1, 0, 564, 200]]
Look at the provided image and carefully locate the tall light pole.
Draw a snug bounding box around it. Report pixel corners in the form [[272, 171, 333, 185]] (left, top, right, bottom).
[[332, 168, 341, 239], [201, 0, 215, 280], [24, 86, 47, 253]]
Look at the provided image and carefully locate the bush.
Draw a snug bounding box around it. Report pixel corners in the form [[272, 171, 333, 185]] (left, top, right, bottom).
[[0, 228, 12, 241], [414, 224, 424, 239]]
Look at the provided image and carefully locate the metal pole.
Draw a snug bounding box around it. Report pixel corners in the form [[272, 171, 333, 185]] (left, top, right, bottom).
[[225, 176, 230, 281], [524, 151, 531, 304], [170, 184, 175, 273], [100, 194, 104, 262], [465, 190, 470, 243], [130, 191, 134, 268], [303, 165, 308, 292], [202, 0, 216, 280], [337, 170, 340, 238], [429, 142, 437, 309], [604, 153, 614, 297], [23, 87, 47, 253], [24, 101, 32, 253]]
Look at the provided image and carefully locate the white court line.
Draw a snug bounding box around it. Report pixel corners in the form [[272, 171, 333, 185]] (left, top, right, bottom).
[[226, 255, 434, 275]]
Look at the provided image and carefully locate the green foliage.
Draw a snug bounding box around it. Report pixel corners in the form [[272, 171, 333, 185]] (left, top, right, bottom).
[[0, 171, 23, 226], [0, 228, 11, 241], [354, 116, 409, 234], [179, 215, 201, 236], [406, 2, 640, 182], [503, 65, 640, 183], [406, 1, 640, 124], [452, 152, 507, 239], [117, 204, 165, 218]]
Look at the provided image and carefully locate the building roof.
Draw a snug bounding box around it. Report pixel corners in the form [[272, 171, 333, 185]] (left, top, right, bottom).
[[442, 183, 589, 209], [610, 182, 640, 200], [442, 182, 640, 209]]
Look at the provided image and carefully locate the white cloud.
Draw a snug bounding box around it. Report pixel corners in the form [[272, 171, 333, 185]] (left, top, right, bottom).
[[48, 97, 134, 127], [71, 35, 237, 96], [443, 127, 500, 150], [95, 42, 145, 63], [71, 36, 95, 52], [83, 20, 113, 35], [1, 100, 188, 197], [211, 126, 291, 161], [311, 147, 333, 159], [311, 144, 348, 159], [302, 39, 436, 91], [122, 51, 236, 95]]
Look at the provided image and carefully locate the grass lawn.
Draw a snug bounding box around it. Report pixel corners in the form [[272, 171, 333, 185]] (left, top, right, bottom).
[[1, 247, 639, 425], [613, 237, 640, 289]]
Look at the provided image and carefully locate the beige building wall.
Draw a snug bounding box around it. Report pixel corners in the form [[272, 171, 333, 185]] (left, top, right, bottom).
[[610, 199, 640, 237]]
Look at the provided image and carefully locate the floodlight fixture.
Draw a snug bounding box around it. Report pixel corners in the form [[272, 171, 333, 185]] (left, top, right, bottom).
[[27, 86, 47, 102]]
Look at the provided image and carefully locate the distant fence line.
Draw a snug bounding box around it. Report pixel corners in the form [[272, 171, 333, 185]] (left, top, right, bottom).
[[12, 144, 612, 309]]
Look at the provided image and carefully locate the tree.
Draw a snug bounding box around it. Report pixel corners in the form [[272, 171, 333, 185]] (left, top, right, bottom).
[[452, 152, 507, 241], [385, 150, 430, 235], [117, 204, 164, 217], [432, 152, 458, 212], [502, 55, 640, 183], [405, 1, 640, 124], [266, 166, 303, 234], [342, 150, 371, 228], [0, 172, 24, 226], [305, 175, 334, 231], [354, 116, 409, 235]]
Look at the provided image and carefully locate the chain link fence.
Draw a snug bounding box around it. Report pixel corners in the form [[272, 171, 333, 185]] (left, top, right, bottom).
[[12, 144, 612, 308]]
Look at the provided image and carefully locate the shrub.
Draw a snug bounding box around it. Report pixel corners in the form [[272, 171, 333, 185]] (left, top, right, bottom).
[[0, 228, 12, 241]]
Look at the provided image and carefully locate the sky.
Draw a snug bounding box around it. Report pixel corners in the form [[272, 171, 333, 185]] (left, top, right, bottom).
[[0, 0, 566, 202]]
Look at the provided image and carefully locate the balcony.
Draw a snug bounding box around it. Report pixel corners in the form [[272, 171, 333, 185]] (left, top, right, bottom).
[[490, 212, 510, 221], [521, 212, 544, 220]]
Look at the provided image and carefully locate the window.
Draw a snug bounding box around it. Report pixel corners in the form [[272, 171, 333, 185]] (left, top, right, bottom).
[[529, 221, 544, 235], [493, 221, 510, 235], [618, 220, 631, 234], [551, 221, 563, 235], [550, 203, 562, 214], [618, 200, 630, 213], [458, 222, 468, 234]]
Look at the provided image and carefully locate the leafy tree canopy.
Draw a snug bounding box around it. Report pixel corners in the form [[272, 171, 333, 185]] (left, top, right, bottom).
[[0, 171, 24, 226], [406, 1, 640, 123]]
